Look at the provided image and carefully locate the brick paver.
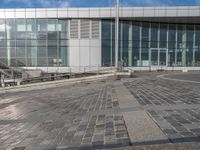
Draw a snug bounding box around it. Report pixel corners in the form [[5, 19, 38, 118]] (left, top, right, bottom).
[[0, 79, 130, 150], [1, 74, 200, 150], [124, 77, 200, 143]]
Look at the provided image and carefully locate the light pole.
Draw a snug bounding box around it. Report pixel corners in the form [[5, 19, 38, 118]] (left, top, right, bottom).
[[115, 0, 119, 71]]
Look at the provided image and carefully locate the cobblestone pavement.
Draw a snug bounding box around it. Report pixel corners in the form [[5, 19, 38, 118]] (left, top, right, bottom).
[[164, 72, 200, 82], [0, 78, 130, 150], [124, 77, 200, 143], [1, 75, 200, 150]]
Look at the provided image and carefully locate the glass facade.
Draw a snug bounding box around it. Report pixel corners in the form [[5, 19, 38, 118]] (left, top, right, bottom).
[[0, 18, 68, 67], [101, 20, 200, 67], [1, 17, 200, 68]]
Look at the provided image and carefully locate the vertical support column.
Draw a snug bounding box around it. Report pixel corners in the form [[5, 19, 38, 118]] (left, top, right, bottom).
[[46, 18, 49, 73], [7, 26, 11, 66], [158, 23, 160, 66], [128, 22, 132, 66], [115, 0, 119, 70], [120, 22, 123, 64], [57, 19, 59, 67], [193, 24, 196, 67], [99, 20, 102, 67], [34, 15, 38, 67], [149, 23, 151, 67], [166, 24, 169, 67], [139, 22, 142, 67], [175, 24, 177, 66], [89, 20, 92, 68], [182, 24, 186, 67], [25, 14, 27, 67], [110, 21, 113, 66]]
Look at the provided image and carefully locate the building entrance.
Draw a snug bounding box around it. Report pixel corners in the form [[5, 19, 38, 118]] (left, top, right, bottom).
[[149, 48, 168, 67]]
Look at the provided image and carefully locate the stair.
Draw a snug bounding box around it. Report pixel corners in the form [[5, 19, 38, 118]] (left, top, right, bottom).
[[0, 60, 22, 79]]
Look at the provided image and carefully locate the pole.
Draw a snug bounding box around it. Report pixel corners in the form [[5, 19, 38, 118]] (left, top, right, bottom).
[[115, 0, 119, 71]]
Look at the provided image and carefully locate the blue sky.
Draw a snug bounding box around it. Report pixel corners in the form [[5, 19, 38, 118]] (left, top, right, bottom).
[[0, 0, 200, 8]]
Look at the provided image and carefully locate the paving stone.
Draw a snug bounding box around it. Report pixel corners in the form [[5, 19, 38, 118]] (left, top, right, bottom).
[[2, 75, 200, 150]]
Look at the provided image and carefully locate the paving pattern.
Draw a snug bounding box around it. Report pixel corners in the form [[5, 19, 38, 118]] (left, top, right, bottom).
[[0, 79, 130, 150], [1, 74, 200, 150], [124, 77, 200, 143]]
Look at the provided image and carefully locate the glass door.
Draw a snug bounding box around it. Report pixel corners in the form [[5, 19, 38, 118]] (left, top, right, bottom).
[[160, 49, 167, 66], [150, 48, 168, 67], [151, 49, 158, 66]]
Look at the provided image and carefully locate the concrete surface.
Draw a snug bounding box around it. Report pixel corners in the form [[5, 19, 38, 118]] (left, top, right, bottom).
[[123, 111, 168, 145]]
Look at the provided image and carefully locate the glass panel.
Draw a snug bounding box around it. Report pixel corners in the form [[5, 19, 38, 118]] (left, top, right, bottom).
[[48, 46, 57, 67], [37, 19, 47, 32], [151, 23, 158, 48], [27, 19, 36, 39], [0, 18, 69, 67], [186, 25, 194, 66], [0, 19, 6, 40], [159, 24, 167, 48], [0, 47, 6, 58], [151, 49, 158, 66], [141, 23, 149, 66], [195, 25, 200, 66], [101, 20, 111, 67], [160, 49, 166, 66], [111, 22, 115, 66], [60, 47, 68, 66], [121, 21, 129, 66], [37, 47, 47, 66], [58, 19, 68, 40], [168, 24, 176, 66], [177, 24, 184, 66], [132, 22, 140, 66]]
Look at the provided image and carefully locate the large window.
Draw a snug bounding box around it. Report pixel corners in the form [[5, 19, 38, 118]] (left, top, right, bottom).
[[186, 25, 194, 66], [132, 22, 140, 66], [168, 24, 176, 66], [141, 23, 149, 66], [121, 21, 129, 66], [0, 18, 68, 67], [151, 23, 158, 48], [101, 20, 112, 67], [195, 25, 200, 66]]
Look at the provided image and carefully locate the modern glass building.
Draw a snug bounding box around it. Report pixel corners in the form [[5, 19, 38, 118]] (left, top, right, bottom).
[[0, 7, 200, 72]]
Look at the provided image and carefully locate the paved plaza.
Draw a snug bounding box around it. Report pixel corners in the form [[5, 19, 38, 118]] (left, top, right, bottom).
[[0, 73, 200, 149]]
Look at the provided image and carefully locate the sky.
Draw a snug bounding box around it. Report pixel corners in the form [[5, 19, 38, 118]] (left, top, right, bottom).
[[0, 0, 200, 8]]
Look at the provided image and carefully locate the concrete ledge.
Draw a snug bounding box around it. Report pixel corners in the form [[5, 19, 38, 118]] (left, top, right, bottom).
[[0, 73, 115, 94]]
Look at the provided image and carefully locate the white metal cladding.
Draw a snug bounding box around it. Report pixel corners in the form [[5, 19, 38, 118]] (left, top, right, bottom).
[[80, 19, 90, 39], [70, 19, 79, 39], [1, 7, 200, 20], [91, 20, 100, 39], [70, 19, 100, 39]]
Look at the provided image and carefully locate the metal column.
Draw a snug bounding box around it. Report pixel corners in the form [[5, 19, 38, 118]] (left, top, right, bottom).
[[115, 0, 119, 70]]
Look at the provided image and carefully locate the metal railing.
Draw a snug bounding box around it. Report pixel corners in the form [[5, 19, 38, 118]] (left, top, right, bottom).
[[0, 65, 116, 87]]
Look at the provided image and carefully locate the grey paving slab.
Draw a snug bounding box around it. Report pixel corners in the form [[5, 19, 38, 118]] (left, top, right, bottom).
[[123, 111, 168, 145], [114, 81, 140, 109]]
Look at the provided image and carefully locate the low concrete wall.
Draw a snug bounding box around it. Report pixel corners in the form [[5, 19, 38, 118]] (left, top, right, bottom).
[[15, 66, 200, 74]]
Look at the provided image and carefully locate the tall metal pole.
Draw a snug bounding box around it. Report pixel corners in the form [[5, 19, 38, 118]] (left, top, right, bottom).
[[115, 0, 119, 71]]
